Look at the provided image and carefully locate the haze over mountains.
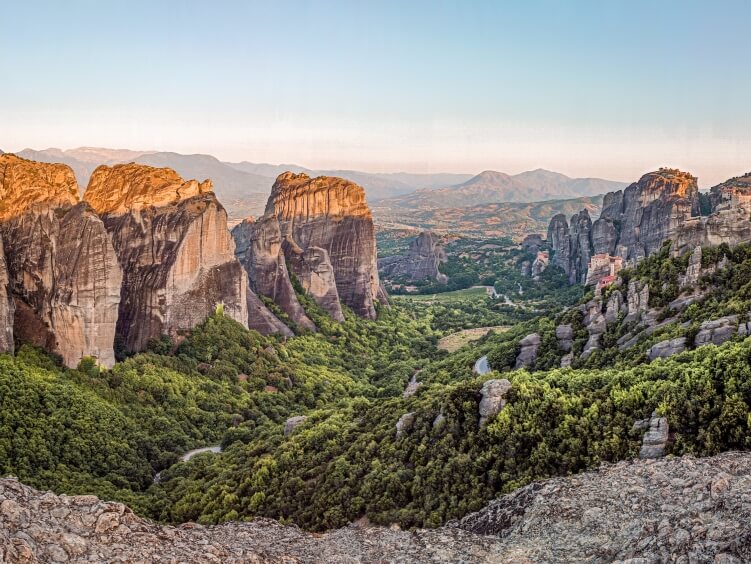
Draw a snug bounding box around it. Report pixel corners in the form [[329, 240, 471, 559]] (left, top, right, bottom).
[[380, 169, 628, 209], [13, 148, 625, 223]]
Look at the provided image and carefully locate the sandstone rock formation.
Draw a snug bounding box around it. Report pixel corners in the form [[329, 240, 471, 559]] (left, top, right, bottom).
[[544, 168, 751, 286], [84, 164, 247, 353], [478, 379, 512, 427], [378, 231, 448, 284], [232, 216, 316, 331], [0, 154, 78, 221], [266, 172, 385, 320], [555, 324, 573, 352], [5, 452, 751, 562], [0, 155, 122, 367], [0, 240, 14, 354], [514, 333, 540, 369]]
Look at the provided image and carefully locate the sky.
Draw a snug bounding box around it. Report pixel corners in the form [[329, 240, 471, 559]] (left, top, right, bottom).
[[1, 0, 750, 185]]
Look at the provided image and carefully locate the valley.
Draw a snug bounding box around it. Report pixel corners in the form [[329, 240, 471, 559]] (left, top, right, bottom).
[[2, 153, 751, 561]]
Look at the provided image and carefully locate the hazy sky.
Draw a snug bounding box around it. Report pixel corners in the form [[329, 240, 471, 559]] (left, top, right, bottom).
[[2, 0, 750, 185]]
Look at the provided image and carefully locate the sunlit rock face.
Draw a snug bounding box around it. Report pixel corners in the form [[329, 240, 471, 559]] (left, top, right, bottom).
[[0, 154, 79, 221], [0, 155, 122, 368], [602, 169, 699, 260], [232, 216, 316, 331], [84, 164, 247, 353], [262, 172, 385, 320]]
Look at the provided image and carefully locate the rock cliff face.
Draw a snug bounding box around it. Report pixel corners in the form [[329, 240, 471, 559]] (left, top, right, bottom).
[[4, 452, 751, 562], [546, 168, 751, 285], [232, 216, 315, 331], [84, 164, 247, 353], [266, 172, 384, 319], [0, 155, 122, 367], [0, 239, 14, 354], [378, 231, 448, 284]]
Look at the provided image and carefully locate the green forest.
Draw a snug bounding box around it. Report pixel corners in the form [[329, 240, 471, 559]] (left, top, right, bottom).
[[2, 241, 751, 532]]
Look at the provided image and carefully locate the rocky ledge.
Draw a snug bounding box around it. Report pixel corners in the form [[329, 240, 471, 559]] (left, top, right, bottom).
[[3, 452, 751, 562]]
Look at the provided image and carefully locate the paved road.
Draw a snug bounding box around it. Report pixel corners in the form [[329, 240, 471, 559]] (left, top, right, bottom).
[[473, 355, 491, 375], [154, 445, 222, 483]]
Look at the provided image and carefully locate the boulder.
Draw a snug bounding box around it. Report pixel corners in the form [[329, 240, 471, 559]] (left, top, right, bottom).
[[478, 379, 512, 427], [395, 412, 416, 438], [694, 315, 740, 348], [284, 416, 308, 436], [514, 333, 540, 369], [648, 337, 687, 360], [635, 412, 669, 459]]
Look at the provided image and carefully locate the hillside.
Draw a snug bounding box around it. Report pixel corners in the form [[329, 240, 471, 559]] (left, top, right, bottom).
[[374, 195, 602, 239], [379, 169, 626, 209]]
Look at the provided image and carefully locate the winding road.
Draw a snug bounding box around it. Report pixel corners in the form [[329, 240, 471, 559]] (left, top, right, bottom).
[[154, 444, 223, 483]]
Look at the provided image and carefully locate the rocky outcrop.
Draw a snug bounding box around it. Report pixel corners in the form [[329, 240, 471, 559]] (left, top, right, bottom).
[[514, 333, 540, 369], [246, 288, 293, 337], [478, 379, 512, 427], [648, 337, 687, 360], [694, 315, 741, 347], [555, 324, 573, 352], [0, 155, 122, 367], [0, 240, 14, 354], [604, 289, 624, 324], [547, 213, 572, 278], [581, 306, 606, 359], [625, 280, 650, 323], [395, 412, 416, 438], [84, 164, 247, 353], [543, 169, 751, 286], [232, 216, 316, 331], [293, 247, 344, 321], [634, 412, 669, 459], [0, 154, 78, 221], [378, 231, 448, 284], [680, 246, 703, 287], [6, 452, 751, 562], [266, 173, 385, 320], [284, 416, 308, 436]]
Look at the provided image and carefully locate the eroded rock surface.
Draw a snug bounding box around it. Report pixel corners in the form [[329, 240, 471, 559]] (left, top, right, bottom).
[[0, 154, 78, 221], [232, 216, 314, 331], [0, 155, 122, 367], [0, 239, 14, 353], [478, 379, 512, 427], [267, 172, 384, 320], [378, 231, 448, 283], [514, 333, 540, 369], [84, 164, 247, 353], [5, 452, 751, 562]]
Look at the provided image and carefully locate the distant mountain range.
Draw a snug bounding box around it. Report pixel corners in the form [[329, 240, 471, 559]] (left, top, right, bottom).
[[380, 169, 628, 209], [12, 147, 474, 218], [9, 148, 625, 224]]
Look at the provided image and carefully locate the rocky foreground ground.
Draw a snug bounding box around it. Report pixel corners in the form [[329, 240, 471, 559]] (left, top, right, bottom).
[[2, 452, 751, 563]]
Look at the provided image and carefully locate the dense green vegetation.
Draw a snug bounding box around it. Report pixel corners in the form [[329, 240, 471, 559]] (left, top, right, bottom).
[[4, 238, 751, 534]]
